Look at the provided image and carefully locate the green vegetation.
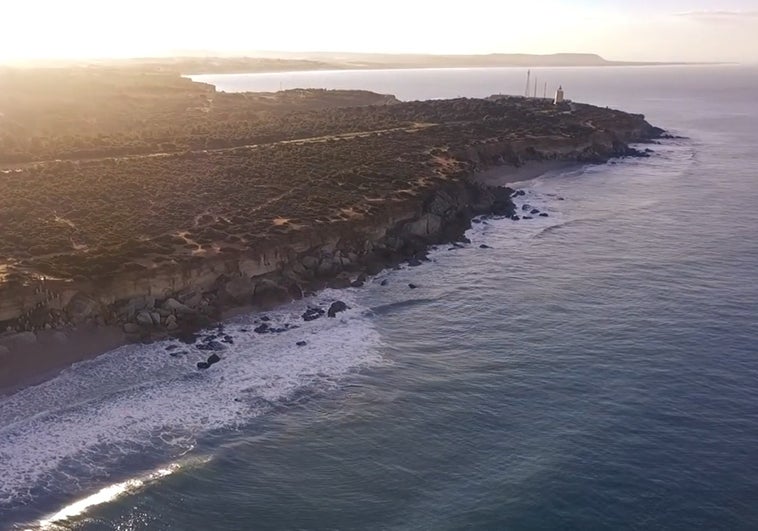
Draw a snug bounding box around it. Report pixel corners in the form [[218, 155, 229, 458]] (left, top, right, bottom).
[[0, 68, 397, 163], [0, 67, 650, 282]]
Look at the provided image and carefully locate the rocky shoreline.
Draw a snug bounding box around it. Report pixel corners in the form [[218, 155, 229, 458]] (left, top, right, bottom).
[[0, 98, 664, 393], [0, 173, 518, 392]]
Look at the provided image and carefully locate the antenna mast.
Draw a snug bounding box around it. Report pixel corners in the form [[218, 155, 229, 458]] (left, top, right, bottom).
[[525, 70, 531, 97], [533, 76, 538, 98]]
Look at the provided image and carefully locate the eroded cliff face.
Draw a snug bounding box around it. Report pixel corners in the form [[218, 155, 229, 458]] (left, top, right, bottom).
[[453, 115, 662, 169], [0, 176, 510, 339], [0, 108, 662, 347]]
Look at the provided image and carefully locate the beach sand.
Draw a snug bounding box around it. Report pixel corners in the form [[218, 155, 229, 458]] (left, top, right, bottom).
[[474, 160, 577, 187], [0, 326, 124, 396]]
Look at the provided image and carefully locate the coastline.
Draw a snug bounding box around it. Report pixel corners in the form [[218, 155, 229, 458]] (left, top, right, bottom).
[[0, 156, 621, 397], [0, 95, 664, 397], [5, 62, 757, 531], [474, 160, 579, 187], [184, 62, 704, 77], [0, 161, 548, 397]]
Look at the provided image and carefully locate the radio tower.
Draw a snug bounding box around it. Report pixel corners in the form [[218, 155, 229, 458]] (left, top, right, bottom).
[[524, 70, 531, 97]]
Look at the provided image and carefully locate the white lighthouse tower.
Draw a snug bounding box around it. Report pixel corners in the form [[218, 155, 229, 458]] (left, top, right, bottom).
[[554, 85, 565, 105]]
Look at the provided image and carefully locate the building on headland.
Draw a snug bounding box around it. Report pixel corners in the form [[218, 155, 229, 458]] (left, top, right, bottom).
[[554, 86, 565, 104]]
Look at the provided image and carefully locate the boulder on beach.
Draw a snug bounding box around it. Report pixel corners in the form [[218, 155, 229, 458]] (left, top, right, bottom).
[[480, 244, 492, 249], [511, 215, 521, 221], [162, 298, 193, 315], [302, 307, 325, 321], [165, 314, 178, 330], [328, 301, 348, 318], [65, 293, 100, 324], [197, 361, 210, 370], [207, 353, 221, 365], [530, 208, 540, 215], [197, 340, 225, 351], [296, 340, 307, 347], [135, 311, 153, 327], [408, 283, 418, 289], [539, 213, 550, 217], [223, 277, 254, 304]]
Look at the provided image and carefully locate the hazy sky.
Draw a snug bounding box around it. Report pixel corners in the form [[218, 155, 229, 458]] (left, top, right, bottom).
[[3, 0, 757, 63]]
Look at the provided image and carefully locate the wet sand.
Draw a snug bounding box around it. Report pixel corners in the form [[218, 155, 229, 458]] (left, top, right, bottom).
[[0, 326, 125, 396], [474, 160, 578, 187]]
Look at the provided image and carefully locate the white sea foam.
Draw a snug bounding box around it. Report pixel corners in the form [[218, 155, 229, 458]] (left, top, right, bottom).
[[463, 140, 693, 247], [0, 290, 384, 511], [1, 142, 691, 520], [465, 187, 567, 249]]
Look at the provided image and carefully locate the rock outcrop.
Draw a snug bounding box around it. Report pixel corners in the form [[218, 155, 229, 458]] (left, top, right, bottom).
[[0, 99, 664, 350], [327, 301, 349, 318]]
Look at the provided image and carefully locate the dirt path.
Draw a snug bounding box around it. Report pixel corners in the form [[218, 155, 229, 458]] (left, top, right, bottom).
[[0, 122, 438, 173]]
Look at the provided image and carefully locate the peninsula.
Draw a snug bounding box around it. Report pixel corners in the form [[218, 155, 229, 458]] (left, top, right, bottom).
[[5, 52, 697, 76], [0, 68, 664, 392]]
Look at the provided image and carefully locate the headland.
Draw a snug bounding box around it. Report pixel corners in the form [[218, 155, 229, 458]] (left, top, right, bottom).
[[0, 67, 665, 393]]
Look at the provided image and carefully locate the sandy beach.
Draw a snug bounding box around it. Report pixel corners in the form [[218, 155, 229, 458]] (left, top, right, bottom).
[[0, 326, 124, 396], [473, 160, 578, 187]]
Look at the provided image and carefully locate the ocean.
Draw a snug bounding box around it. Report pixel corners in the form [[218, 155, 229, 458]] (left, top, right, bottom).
[[2, 65, 758, 530]]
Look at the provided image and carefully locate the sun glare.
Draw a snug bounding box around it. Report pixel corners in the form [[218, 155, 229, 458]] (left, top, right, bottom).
[[0, 2, 755, 66]]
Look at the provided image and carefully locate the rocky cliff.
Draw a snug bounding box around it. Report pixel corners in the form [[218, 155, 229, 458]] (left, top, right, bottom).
[[0, 96, 664, 353]]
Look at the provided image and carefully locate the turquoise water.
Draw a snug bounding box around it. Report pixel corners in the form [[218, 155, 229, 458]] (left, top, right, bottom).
[[2, 65, 758, 530]]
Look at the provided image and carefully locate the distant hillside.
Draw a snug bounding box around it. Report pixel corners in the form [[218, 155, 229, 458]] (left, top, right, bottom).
[[255, 51, 669, 69], [12, 52, 688, 75], [171, 52, 683, 74]]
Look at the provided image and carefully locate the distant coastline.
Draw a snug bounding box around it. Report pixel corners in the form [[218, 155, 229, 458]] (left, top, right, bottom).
[[1, 52, 721, 76]]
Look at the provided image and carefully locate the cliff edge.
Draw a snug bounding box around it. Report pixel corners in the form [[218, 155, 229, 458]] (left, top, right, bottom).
[[0, 93, 664, 389]]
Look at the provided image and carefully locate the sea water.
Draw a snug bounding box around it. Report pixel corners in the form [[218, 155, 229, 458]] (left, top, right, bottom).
[[2, 65, 758, 530]]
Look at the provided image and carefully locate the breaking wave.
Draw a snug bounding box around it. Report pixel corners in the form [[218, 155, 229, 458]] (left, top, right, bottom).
[[0, 289, 384, 525]]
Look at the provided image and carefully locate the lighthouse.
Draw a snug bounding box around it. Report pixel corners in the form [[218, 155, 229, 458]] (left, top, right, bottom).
[[554, 85, 565, 105]]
